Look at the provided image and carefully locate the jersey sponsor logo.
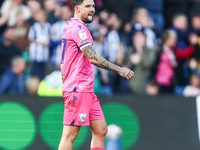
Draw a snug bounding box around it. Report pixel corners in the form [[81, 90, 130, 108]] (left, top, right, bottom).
[[78, 30, 87, 40], [79, 114, 87, 122]]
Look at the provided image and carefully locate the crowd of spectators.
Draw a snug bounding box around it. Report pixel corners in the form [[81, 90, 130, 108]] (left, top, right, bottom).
[[0, 0, 200, 97]]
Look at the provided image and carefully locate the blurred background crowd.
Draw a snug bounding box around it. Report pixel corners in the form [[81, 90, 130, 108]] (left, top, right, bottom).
[[0, 0, 200, 97]]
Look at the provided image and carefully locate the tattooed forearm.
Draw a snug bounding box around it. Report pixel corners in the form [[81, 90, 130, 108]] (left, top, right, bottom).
[[81, 45, 96, 59], [82, 45, 134, 80], [81, 45, 121, 73], [94, 54, 121, 73]]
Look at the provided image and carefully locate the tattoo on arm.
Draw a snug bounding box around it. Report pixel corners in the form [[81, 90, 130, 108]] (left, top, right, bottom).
[[81, 45, 121, 73], [81, 45, 96, 59]]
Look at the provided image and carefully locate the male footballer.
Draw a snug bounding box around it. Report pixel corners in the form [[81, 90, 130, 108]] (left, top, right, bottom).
[[58, 0, 134, 149]]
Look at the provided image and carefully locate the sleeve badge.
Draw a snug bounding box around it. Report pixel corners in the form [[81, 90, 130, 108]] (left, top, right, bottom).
[[78, 30, 87, 40]]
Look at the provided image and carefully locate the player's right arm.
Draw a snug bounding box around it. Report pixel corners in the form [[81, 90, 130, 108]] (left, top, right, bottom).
[[81, 45, 134, 80]]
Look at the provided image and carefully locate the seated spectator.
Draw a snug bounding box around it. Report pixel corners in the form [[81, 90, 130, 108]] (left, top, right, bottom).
[[0, 27, 22, 77], [183, 74, 200, 97], [145, 79, 160, 96], [0, 56, 27, 95], [131, 8, 157, 49], [0, 0, 31, 27], [156, 30, 177, 93], [26, 70, 62, 97], [124, 31, 158, 94], [28, 9, 51, 80]]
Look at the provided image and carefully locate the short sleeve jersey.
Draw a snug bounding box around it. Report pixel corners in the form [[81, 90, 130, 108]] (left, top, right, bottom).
[[60, 18, 94, 92]]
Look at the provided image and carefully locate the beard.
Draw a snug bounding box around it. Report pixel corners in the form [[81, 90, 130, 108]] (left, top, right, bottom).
[[81, 15, 94, 24]]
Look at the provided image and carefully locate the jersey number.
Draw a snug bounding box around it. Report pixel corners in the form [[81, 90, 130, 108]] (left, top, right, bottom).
[[61, 39, 67, 64]]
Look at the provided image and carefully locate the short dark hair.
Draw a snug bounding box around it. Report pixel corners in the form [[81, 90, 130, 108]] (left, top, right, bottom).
[[72, 0, 84, 8], [192, 12, 200, 19], [148, 79, 158, 85]]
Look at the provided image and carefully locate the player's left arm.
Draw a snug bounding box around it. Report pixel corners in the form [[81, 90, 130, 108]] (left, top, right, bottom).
[[81, 45, 134, 80]]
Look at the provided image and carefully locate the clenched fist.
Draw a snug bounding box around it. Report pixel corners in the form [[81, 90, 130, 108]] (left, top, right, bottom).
[[118, 67, 134, 80]]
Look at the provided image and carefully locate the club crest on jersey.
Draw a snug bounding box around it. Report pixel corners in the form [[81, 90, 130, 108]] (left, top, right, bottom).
[[79, 114, 87, 122], [78, 30, 87, 40]]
